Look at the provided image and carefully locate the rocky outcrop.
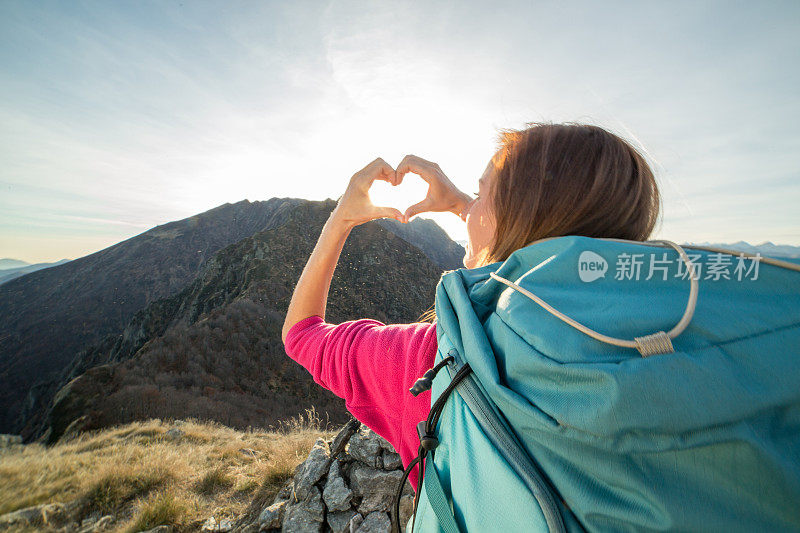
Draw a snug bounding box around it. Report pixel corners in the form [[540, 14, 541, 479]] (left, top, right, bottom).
[[0, 501, 82, 532], [0, 500, 125, 533], [240, 422, 414, 533], [0, 422, 415, 533]]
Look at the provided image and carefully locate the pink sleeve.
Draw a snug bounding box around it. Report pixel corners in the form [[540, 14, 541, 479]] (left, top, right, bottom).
[[284, 314, 437, 449]]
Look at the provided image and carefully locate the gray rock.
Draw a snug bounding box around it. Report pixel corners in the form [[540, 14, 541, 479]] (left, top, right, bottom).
[[323, 460, 352, 512], [81, 514, 113, 532], [350, 465, 405, 513], [373, 433, 395, 454], [355, 512, 391, 533], [398, 493, 414, 528], [165, 427, 184, 440], [347, 427, 381, 467], [258, 500, 287, 530], [140, 526, 172, 533], [304, 487, 325, 522], [293, 439, 330, 500], [201, 516, 233, 532], [381, 450, 402, 471], [327, 510, 358, 533], [273, 479, 293, 505], [328, 419, 361, 459], [238, 424, 409, 533], [348, 514, 364, 533], [281, 505, 322, 533], [282, 487, 324, 533], [0, 502, 70, 529]]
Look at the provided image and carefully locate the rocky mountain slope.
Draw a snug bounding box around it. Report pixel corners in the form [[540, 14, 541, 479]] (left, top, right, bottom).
[[30, 199, 456, 443], [0, 198, 309, 434], [3, 198, 464, 440], [375, 216, 465, 272]]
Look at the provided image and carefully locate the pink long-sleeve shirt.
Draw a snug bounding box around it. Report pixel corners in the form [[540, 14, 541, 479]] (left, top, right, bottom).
[[284, 314, 438, 489]]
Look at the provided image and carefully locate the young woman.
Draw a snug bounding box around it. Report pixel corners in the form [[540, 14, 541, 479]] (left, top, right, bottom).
[[281, 122, 660, 490]]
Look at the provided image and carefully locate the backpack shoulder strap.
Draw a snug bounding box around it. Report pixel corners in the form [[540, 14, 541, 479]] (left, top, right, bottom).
[[422, 452, 461, 533]]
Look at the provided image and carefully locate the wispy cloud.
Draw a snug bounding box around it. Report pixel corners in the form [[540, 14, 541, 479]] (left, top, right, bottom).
[[1, 0, 798, 263], [56, 215, 152, 229]]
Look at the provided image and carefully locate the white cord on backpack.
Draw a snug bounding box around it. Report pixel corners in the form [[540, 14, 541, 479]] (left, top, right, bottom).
[[489, 240, 699, 357]]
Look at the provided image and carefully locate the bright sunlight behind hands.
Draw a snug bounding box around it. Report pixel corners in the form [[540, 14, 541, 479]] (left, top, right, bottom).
[[368, 172, 430, 221]]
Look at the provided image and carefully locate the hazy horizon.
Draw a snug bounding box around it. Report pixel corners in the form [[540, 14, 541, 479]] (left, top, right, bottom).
[[4, 194, 800, 265], [2, 1, 799, 263]]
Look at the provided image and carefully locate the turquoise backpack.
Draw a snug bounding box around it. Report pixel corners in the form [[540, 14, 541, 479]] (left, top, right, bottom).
[[392, 236, 800, 532]]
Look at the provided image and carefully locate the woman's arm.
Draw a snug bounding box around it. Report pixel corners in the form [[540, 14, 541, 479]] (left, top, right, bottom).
[[281, 158, 403, 344], [280, 154, 471, 481], [281, 214, 351, 344], [281, 154, 473, 343]]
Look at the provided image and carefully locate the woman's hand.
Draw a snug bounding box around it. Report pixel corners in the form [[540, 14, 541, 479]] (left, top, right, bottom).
[[395, 154, 474, 223], [330, 158, 405, 228]]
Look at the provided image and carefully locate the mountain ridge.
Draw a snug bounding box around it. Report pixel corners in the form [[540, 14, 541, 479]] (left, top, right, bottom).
[[32, 199, 452, 443], [685, 241, 800, 258], [2, 198, 319, 434]]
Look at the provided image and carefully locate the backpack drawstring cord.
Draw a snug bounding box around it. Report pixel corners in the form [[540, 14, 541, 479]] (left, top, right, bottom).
[[489, 239, 698, 356]]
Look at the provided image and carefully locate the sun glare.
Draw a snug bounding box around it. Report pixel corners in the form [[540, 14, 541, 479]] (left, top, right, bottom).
[[368, 172, 429, 216]]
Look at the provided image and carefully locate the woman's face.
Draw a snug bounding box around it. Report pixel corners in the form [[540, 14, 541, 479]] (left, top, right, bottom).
[[463, 157, 497, 269]]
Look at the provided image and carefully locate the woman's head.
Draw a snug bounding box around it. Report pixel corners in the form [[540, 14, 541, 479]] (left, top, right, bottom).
[[463, 122, 661, 268]]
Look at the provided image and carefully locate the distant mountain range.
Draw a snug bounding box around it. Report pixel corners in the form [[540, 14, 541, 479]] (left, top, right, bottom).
[[0, 198, 464, 442], [453, 240, 800, 259], [686, 241, 800, 259], [0, 258, 32, 270], [0, 259, 72, 286]]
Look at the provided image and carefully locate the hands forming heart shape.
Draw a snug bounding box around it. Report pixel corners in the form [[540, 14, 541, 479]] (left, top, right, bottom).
[[331, 155, 475, 228]]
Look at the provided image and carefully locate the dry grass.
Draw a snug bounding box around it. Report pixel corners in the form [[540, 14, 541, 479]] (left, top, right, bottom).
[[0, 410, 335, 532]]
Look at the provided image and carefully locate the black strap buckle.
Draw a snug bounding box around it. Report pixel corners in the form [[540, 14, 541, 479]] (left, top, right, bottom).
[[417, 420, 439, 451]]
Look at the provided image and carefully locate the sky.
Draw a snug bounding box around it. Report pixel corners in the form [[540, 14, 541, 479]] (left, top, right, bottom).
[[1, 1, 799, 264]]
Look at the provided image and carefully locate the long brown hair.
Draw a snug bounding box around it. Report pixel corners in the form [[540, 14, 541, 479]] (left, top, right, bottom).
[[416, 121, 661, 323]]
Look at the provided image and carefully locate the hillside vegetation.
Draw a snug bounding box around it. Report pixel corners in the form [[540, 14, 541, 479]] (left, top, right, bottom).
[[35, 200, 450, 444], [0, 198, 308, 436], [0, 415, 333, 532]]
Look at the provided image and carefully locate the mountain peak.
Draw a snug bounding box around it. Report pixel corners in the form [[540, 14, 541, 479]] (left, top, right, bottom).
[[33, 197, 458, 443], [2, 197, 465, 440]]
